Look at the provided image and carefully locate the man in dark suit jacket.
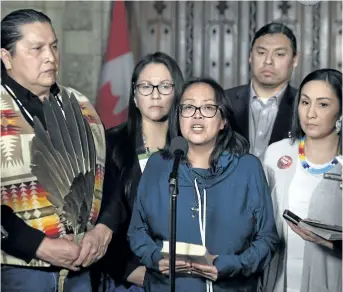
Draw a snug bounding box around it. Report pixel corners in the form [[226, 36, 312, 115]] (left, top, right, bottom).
[[225, 22, 299, 160]]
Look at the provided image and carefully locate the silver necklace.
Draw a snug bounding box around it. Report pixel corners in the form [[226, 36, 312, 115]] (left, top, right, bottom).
[[191, 186, 199, 218], [142, 135, 150, 153]]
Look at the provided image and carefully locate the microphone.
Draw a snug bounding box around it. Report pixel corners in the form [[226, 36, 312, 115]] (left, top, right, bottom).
[[169, 136, 188, 183], [168, 136, 188, 292]]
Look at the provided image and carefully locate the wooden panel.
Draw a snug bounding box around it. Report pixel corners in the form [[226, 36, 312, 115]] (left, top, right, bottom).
[[128, 0, 342, 88], [176, 1, 187, 76], [238, 2, 250, 85], [319, 1, 330, 68], [192, 1, 205, 77], [302, 5, 314, 77], [205, 2, 220, 82]]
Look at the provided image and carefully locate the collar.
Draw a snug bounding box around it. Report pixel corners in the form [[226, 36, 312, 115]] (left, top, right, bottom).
[[250, 81, 288, 106], [1, 69, 60, 104]]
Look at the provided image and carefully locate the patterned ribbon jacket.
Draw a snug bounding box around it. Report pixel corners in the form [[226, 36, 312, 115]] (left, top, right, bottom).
[[0, 84, 106, 267]]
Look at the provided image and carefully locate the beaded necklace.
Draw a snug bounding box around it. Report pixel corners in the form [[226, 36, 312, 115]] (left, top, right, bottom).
[[298, 136, 338, 175]]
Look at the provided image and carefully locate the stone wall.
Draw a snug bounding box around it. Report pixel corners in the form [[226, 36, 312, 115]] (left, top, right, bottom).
[[1, 1, 112, 104]]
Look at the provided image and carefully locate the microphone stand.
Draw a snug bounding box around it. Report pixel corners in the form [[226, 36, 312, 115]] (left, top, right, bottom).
[[168, 151, 182, 292]]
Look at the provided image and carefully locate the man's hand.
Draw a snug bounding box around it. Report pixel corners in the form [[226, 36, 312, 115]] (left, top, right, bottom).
[[287, 221, 334, 249], [158, 259, 191, 275], [36, 236, 81, 271], [73, 223, 113, 267]]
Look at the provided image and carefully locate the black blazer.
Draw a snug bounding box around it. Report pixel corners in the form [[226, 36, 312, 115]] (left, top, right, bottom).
[[94, 123, 143, 287], [224, 84, 297, 145]]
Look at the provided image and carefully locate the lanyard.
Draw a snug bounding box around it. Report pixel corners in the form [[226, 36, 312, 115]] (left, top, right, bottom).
[[2, 83, 64, 125]]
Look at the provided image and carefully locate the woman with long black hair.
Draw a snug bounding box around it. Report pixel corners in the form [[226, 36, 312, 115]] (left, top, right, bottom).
[[262, 69, 342, 292], [95, 52, 184, 291]]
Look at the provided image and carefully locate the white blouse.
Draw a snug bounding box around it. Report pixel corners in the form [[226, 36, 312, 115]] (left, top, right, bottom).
[[286, 159, 325, 292]]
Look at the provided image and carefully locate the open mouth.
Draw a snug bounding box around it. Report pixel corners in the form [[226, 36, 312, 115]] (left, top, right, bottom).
[[191, 124, 204, 131]]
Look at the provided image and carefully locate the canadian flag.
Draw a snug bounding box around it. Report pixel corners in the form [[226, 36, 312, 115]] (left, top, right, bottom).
[[96, 0, 135, 129]]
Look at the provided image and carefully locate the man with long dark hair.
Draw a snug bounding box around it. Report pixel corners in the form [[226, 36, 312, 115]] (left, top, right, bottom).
[[1, 9, 110, 291]]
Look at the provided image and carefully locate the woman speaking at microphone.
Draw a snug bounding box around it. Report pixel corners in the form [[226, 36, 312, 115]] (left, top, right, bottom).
[[128, 77, 279, 291]]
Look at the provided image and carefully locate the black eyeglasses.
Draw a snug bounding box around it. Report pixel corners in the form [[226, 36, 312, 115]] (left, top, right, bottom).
[[179, 104, 220, 118], [135, 82, 174, 96]]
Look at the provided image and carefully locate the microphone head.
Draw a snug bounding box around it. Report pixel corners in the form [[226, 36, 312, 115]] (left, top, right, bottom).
[[170, 136, 188, 156]]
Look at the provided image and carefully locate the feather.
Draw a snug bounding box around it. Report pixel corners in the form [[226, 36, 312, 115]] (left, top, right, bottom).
[[60, 89, 85, 173], [84, 119, 96, 215], [70, 93, 90, 172], [49, 95, 79, 175], [42, 95, 74, 178], [31, 144, 69, 197], [31, 128, 69, 195], [76, 175, 91, 232], [62, 182, 84, 230], [85, 120, 96, 172], [32, 116, 72, 186], [31, 150, 64, 207], [30, 91, 97, 235]]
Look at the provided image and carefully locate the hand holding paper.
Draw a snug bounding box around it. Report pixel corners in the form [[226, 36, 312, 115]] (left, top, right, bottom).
[[191, 262, 218, 281], [161, 241, 213, 265], [286, 221, 334, 250], [159, 258, 191, 275], [160, 241, 218, 280]]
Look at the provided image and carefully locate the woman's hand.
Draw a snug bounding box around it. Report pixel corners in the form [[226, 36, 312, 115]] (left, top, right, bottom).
[[191, 263, 218, 281], [287, 221, 333, 249], [158, 259, 191, 275], [159, 255, 218, 280]]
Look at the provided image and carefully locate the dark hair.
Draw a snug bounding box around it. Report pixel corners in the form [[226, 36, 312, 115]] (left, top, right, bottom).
[[126, 51, 184, 147], [1, 9, 51, 53], [163, 77, 249, 166], [1, 9, 52, 70], [118, 52, 183, 197], [290, 68, 342, 142], [251, 22, 297, 57]]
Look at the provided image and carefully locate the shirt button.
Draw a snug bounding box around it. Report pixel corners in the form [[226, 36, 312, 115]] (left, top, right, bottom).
[[258, 131, 263, 136]]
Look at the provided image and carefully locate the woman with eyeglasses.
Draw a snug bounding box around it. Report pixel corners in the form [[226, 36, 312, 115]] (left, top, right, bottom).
[[93, 52, 184, 291], [127, 77, 279, 292], [262, 69, 342, 292]]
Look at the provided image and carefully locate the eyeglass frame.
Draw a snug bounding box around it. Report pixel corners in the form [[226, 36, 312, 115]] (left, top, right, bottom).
[[179, 104, 221, 118], [134, 82, 175, 96]]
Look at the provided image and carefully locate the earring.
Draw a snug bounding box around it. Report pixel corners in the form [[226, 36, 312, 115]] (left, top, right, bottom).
[[335, 117, 342, 134]]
